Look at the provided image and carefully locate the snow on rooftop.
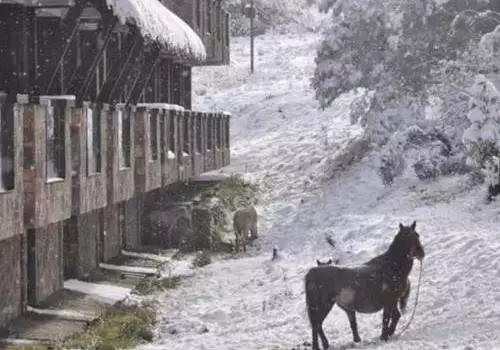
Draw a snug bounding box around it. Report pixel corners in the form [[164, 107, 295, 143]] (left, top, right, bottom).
[[105, 0, 206, 61]]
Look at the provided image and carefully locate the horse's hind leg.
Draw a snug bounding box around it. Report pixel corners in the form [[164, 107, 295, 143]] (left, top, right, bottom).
[[307, 297, 335, 350], [340, 307, 361, 343], [387, 306, 401, 336]]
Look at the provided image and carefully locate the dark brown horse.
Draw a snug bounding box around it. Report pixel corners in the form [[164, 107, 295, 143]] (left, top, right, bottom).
[[305, 221, 424, 350], [316, 258, 411, 312]]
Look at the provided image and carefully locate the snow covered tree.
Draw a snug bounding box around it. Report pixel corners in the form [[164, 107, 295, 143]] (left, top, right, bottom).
[[462, 74, 500, 199], [311, 0, 392, 109]]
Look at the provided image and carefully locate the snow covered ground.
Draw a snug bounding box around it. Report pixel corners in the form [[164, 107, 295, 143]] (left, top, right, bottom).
[[137, 33, 500, 350]]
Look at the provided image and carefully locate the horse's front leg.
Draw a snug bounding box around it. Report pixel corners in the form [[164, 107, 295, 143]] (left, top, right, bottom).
[[344, 309, 361, 343], [380, 304, 395, 341], [387, 306, 401, 336]]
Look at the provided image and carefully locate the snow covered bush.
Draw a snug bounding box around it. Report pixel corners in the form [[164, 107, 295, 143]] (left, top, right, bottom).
[[462, 74, 500, 167], [462, 74, 500, 200], [313, 0, 500, 186]]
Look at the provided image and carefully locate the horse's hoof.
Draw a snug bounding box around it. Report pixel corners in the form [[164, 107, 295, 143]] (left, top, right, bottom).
[[380, 334, 389, 341], [353, 336, 361, 343]]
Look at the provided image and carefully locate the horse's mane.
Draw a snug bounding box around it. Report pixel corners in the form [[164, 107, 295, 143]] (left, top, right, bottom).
[[364, 230, 410, 266]]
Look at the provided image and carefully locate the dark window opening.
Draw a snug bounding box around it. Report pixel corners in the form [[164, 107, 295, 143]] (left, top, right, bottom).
[[225, 13, 230, 46], [118, 109, 131, 168], [86, 107, 101, 175], [46, 101, 66, 180], [183, 114, 190, 155], [183, 67, 192, 109], [216, 117, 221, 149], [225, 117, 230, 149], [195, 0, 201, 28], [149, 110, 159, 161], [0, 95, 15, 191], [168, 111, 176, 157], [196, 114, 202, 153], [177, 113, 183, 158], [173, 64, 181, 106], [207, 116, 213, 150], [216, 3, 221, 40], [207, 0, 212, 33]]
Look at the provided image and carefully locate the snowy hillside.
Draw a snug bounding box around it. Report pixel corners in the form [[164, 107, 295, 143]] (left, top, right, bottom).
[[137, 32, 500, 350]]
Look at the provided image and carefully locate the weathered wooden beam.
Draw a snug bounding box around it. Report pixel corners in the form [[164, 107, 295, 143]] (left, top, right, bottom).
[[125, 44, 162, 106], [183, 66, 192, 110], [66, 11, 118, 103], [97, 26, 144, 104], [37, 1, 86, 96]]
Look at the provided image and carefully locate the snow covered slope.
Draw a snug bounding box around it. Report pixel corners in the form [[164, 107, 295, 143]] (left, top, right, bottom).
[[137, 33, 500, 350]]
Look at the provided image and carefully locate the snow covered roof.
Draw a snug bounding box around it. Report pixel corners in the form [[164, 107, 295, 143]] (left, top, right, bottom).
[[104, 0, 207, 62]]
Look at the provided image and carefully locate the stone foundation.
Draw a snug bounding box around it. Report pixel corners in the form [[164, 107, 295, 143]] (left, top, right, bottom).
[[63, 211, 102, 279], [0, 234, 23, 327], [27, 223, 64, 306]]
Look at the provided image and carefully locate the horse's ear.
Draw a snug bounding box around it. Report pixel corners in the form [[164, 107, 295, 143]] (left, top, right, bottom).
[[399, 223, 404, 231], [410, 220, 417, 230], [327, 259, 332, 264], [316, 259, 321, 266]]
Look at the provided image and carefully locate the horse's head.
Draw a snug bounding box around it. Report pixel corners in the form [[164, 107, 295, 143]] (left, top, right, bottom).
[[393, 220, 425, 261], [316, 258, 333, 266]]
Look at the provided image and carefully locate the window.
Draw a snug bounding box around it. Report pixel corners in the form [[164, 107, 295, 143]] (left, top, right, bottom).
[[168, 111, 176, 158], [225, 116, 230, 149], [118, 109, 131, 168], [207, 0, 212, 33], [216, 2, 221, 40], [196, 114, 202, 153], [207, 116, 212, 150], [0, 95, 14, 191], [183, 114, 190, 155], [216, 116, 221, 149], [46, 101, 66, 180], [173, 64, 182, 106], [149, 110, 158, 161], [225, 13, 230, 46], [86, 107, 101, 175], [195, 0, 201, 28]]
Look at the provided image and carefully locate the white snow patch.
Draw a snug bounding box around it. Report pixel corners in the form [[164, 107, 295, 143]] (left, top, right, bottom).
[[137, 103, 186, 111], [64, 279, 131, 304], [99, 263, 159, 275], [46, 177, 64, 183], [167, 150, 176, 159], [26, 306, 95, 322]]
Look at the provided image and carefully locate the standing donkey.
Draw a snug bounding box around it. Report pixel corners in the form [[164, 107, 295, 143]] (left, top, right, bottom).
[[305, 221, 424, 350], [233, 206, 258, 252]]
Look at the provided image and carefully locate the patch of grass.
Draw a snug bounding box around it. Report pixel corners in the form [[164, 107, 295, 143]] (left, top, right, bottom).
[[5, 304, 156, 350], [3, 345, 51, 350], [64, 304, 155, 350], [133, 275, 182, 295]]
